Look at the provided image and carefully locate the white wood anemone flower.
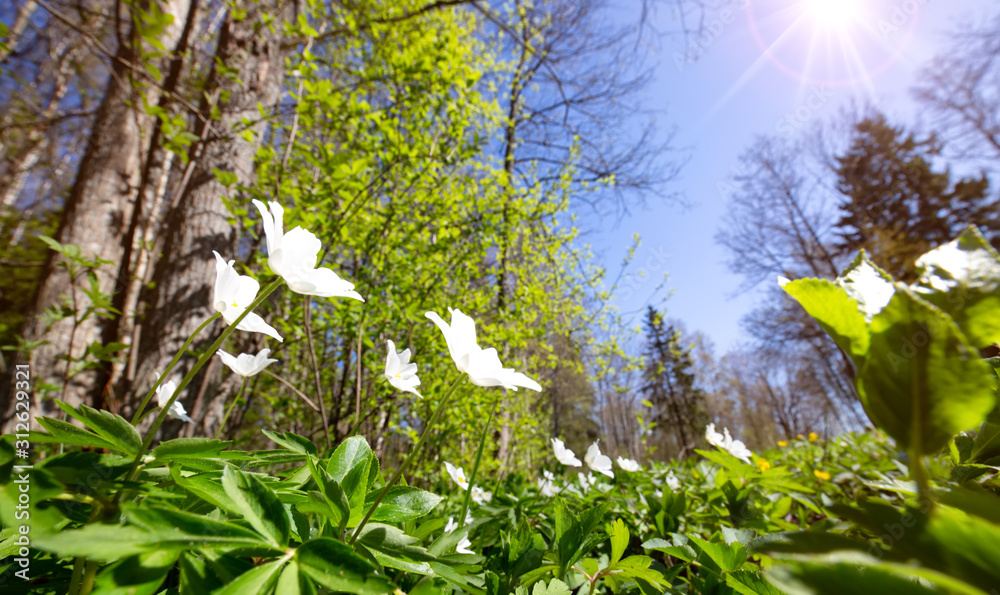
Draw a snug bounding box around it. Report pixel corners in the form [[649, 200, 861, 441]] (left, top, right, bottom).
[[384, 340, 421, 397], [538, 470, 557, 497], [584, 441, 614, 478], [551, 437, 582, 467], [706, 423, 753, 464], [471, 486, 492, 505], [252, 199, 364, 300], [154, 372, 193, 424], [217, 348, 277, 377], [213, 251, 283, 342], [617, 457, 641, 472], [665, 471, 681, 492], [444, 461, 470, 490], [456, 536, 475, 555], [424, 308, 542, 391]]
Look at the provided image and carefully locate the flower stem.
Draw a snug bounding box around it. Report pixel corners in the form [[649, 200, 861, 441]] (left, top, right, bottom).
[[459, 392, 502, 526], [350, 375, 465, 544], [130, 313, 221, 424], [115, 279, 284, 503], [215, 377, 248, 439]]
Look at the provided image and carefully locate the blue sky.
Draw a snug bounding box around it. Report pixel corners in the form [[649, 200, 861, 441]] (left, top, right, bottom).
[[593, 0, 990, 355]]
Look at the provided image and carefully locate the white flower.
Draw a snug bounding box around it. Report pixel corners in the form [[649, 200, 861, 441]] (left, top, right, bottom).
[[578, 472, 597, 493], [217, 348, 277, 377], [425, 308, 542, 391], [252, 199, 364, 300], [471, 486, 492, 505], [705, 423, 725, 448], [213, 251, 283, 342], [444, 517, 458, 534], [706, 423, 753, 464], [617, 457, 641, 472], [456, 536, 474, 555], [154, 372, 193, 423], [384, 340, 421, 397], [665, 471, 681, 492], [722, 428, 753, 464], [444, 462, 469, 490], [584, 441, 614, 478], [551, 438, 582, 467], [538, 470, 557, 497], [465, 510, 473, 526]]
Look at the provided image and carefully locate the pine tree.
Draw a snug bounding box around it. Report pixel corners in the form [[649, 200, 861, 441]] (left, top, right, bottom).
[[640, 306, 706, 459], [834, 113, 1000, 280]]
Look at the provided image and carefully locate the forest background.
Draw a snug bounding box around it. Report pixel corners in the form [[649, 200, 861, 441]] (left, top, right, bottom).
[[1, 0, 999, 481]]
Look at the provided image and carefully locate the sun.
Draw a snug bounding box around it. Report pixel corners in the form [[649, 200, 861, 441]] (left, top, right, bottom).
[[801, 0, 863, 31]]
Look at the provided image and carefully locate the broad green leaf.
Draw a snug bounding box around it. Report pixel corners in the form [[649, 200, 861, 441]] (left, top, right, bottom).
[[126, 507, 276, 550], [689, 535, 747, 572], [781, 278, 870, 364], [152, 438, 237, 460], [364, 486, 443, 523], [609, 519, 628, 567], [172, 468, 239, 515], [275, 559, 316, 595], [217, 559, 285, 595], [858, 288, 996, 456], [55, 402, 142, 455], [912, 225, 1000, 348], [532, 578, 571, 595], [263, 429, 318, 456], [222, 465, 291, 547], [642, 537, 697, 563], [356, 522, 435, 561], [327, 435, 372, 483], [34, 417, 117, 451], [296, 537, 394, 595], [91, 550, 180, 595], [726, 570, 784, 595]]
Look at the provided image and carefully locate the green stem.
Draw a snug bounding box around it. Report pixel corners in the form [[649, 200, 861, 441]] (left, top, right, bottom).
[[459, 392, 502, 525], [116, 279, 283, 503], [78, 560, 99, 595], [350, 375, 465, 544], [130, 313, 221, 424], [910, 447, 933, 508], [215, 377, 249, 439]]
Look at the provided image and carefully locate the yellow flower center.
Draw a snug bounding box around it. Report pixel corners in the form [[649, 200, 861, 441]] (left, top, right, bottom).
[[778, 441, 788, 447], [231, 301, 239, 309], [814, 469, 831, 480]]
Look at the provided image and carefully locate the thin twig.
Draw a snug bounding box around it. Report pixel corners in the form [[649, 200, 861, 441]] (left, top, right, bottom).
[[303, 297, 332, 450]]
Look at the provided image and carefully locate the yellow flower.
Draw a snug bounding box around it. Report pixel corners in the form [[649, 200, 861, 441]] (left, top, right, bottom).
[[756, 459, 771, 471], [797, 434, 804, 440], [777, 441, 788, 447], [808, 432, 819, 441], [814, 469, 831, 481]]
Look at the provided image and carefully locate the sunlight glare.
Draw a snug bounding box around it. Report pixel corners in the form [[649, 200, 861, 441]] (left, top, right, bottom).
[[802, 0, 862, 30]]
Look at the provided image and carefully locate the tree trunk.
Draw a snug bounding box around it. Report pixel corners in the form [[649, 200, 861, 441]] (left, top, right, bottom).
[[134, 0, 288, 438], [1, 0, 194, 432]]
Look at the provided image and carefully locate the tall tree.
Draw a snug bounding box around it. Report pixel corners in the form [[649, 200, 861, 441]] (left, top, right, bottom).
[[2, 0, 195, 427], [833, 113, 998, 281], [640, 307, 705, 459]]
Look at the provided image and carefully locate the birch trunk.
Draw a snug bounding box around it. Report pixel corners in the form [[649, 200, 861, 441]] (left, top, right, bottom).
[[135, 0, 288, 438], [1, 0, 194, 432]]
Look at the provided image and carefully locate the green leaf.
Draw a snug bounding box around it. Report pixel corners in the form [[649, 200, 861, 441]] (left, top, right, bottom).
[[152, 438, 235, 460], [364, 486, 443, 523], [172, 468, 239, 515], [858, 287, 996, 456], [34, 417, 117, 451], [912, 225, 1000, 348], [296, 537, 394, 595], [356, 522, 435, 561], [609, 519, 628, 567], [91, 550, 180, 595], [532, 578, 572, 595], [688, 535, 748, 572], [263, 429, 318, 456], [782, 277, 870, 365], [222, 465, 291, 547], [217, 559, 285, 595], [726, 570, 784, 595]]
